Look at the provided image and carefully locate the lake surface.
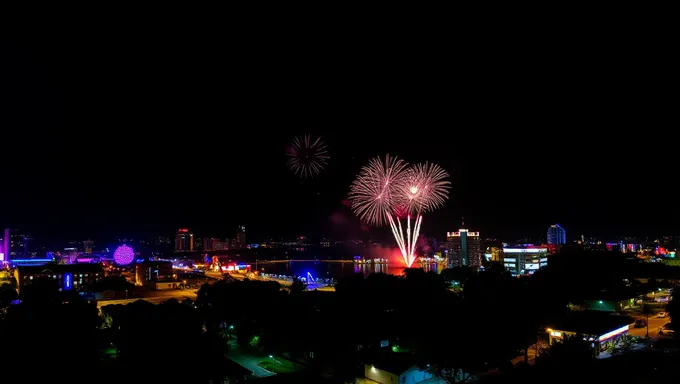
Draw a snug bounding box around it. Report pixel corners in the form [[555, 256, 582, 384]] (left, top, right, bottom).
[[256, 260, 441, 281]]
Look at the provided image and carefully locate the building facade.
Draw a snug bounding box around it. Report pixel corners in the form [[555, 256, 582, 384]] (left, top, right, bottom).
[[547, 224, 566, 245], [135, 261, 179, 290], [502, 246, 548, 276], [14, 263, 104, 293], [446, 229, 484, 268], [175, 228, 194, 251]]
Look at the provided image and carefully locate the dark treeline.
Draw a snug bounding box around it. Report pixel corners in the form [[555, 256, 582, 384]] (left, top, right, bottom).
[[1, 249, 680, 383]]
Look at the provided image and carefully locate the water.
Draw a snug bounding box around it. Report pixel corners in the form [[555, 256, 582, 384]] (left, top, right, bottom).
[[256, 261, 441, 282]]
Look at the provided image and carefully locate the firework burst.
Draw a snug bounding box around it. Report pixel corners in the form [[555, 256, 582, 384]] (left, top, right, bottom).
[[348, 155, 409, 227], [349, 156, 451, 268], [398, 162, 451, 214], [286, 134, 329, 178]]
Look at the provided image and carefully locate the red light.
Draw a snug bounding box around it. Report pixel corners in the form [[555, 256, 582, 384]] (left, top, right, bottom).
[[178, 228, 188, 233]]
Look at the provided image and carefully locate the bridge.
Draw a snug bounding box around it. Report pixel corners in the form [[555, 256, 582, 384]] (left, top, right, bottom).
[[255, 259, 354, 264]]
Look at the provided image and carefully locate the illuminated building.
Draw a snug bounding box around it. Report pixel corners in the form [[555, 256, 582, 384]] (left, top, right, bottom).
[[174, 228, 194, 251], [547, 224, 566, 245], [1, 228, 8, 262], [0, 228, 32, 259], [135, 261, 179, 290], [546, 312, 633, 356], [483, 247, 502, 263], [83, 239, 94, 254], [502, 246, 548, 276], [14, 263, 103, 293], [446, 229, 483, 268]]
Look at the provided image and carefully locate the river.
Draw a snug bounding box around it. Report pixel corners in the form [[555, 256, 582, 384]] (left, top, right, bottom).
[[255, 260, 443, 282]]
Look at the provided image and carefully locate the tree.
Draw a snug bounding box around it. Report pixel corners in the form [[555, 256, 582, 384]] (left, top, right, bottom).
[[642, 303, 653, 338], [667, 298, 680, 328], [535, 334, 595, 369], [290, 276, 306, 295]]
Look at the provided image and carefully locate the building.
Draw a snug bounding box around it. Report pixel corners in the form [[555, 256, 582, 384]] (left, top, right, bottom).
[[175, 228, 194, 252], [232, 225, 246, 250], [83, 239, 94, 254], [364, 361, 435, 384], [547, 224, 566, 245], [546, 312, 634, 356], [483, 246, 502, 263], [446, 229, 483, 268], [14, 263, 104, 293], [1, 228, 8, 262], [203, 238, 230, 251], [502, 246, 548, 276], [135, 261, 179, 290]]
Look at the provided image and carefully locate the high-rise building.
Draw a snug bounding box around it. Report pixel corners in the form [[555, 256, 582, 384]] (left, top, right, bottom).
[[83, 240, 94, 254], [446, 229, 483, 268], [233, 225, 246, 249], [0, 228, 8, 262], [547, 224, 566, 245], [175, 228, 194, 251]]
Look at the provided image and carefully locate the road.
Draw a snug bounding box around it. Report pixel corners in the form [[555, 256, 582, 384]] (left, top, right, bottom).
[[628, 314, 669, 338], [227, 345, 275, 378], [98, 289, 197, 308]]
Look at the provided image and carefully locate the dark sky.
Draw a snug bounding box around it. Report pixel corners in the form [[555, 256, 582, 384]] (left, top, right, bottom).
[[1, 17, 676, 243]]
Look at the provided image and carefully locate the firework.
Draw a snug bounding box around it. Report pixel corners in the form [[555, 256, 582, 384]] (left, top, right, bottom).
[[348, 154, 409, 227], [398, 162, 451, 214], [113, 244, 135, 265], [286, 134, 330, 178], [349, 156, 451, 268]]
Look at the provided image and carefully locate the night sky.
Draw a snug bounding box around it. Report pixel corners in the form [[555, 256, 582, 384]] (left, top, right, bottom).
[[1, 20, 675, 243]]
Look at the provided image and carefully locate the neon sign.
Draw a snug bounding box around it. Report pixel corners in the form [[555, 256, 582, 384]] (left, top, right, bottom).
[[64, 273, 73, 290], [598, 325, 629, 342]]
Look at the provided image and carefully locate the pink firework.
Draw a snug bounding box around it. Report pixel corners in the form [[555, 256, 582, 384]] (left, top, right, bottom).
[[348, 155, 409, 227], [398, 162, 451, 214], [349, 156, 450, 268]]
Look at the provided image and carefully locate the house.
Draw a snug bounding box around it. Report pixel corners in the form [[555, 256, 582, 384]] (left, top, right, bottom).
[[364, 361, 434, 384], [546, 311, 635, 356]]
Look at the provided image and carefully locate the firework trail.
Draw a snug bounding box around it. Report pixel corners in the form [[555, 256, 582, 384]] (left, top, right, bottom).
[[349, 156, 450, 267], [286, 134, 329, 178]]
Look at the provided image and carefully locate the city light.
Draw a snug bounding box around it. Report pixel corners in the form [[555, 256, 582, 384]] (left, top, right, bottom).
[[598, 325, 629, 342], [503, 248, 547, 253]]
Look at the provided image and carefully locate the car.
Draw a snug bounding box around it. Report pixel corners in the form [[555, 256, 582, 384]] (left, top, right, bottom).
[[659, 322, 675, 335], [634, 318, 648, 328], [658, 312, 668, 318]]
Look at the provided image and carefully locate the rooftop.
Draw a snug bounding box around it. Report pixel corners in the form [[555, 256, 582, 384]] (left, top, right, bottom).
[[16, 263, 103, 274], [547, 311, 634, 336]]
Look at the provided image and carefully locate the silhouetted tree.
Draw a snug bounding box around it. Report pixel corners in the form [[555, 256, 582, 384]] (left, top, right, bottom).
[[290, 276, 306, 295]]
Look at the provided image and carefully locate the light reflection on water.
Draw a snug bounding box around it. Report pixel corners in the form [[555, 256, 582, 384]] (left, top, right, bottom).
[[258, 261, 440, 281]]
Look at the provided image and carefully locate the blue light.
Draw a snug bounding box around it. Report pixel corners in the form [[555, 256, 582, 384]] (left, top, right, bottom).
[[64, 273, 73, 290]]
